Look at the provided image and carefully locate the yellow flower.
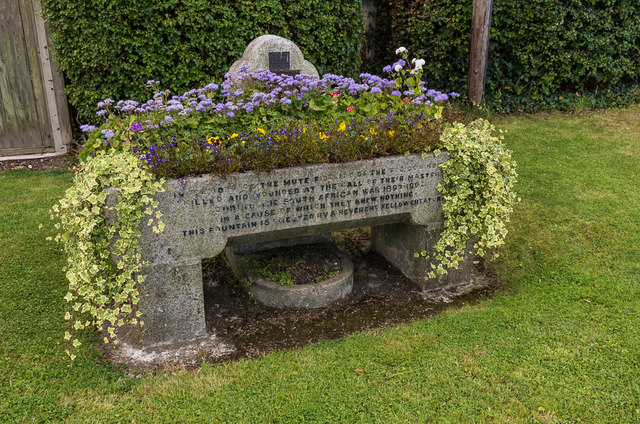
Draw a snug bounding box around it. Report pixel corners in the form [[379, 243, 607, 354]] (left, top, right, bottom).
[[228, 133, 239, 140], [319, 132, 329, 141], [207, 136, 221, 146], [369, 127, 377, 135], [257, 128, 266, 135], [388, 130, 395, 137], [337, 122, 346, 133]]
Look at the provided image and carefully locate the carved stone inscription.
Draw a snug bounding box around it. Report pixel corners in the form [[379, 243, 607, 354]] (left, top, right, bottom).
[[138, 154, 447, 266], [176, 154, 445, 240]]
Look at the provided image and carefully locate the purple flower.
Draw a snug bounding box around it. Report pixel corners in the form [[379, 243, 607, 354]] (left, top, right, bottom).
[[391, 59, 406, 72], [382, 65, 392, 73], [164, 115, 173, 123], [280, 97, 292, 105], [391, 90, 401, 97], [227, 111, 235, 118], [80, 124, 96, 132], [96, 110, 107, 116], [130, 122, 143, 132], [434, 93, 449, 102], [101, 129, 114, 139], [370, 87, 382, 94]]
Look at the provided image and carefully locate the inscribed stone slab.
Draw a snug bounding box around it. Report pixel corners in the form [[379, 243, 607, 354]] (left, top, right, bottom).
[[138, 153, 447, 267]]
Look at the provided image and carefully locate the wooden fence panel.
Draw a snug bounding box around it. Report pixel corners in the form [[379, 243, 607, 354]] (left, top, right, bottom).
[[0, 0, 70, 156]]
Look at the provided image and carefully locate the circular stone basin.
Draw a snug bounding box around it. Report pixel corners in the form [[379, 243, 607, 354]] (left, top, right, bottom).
[[238, 243, 353, 309]]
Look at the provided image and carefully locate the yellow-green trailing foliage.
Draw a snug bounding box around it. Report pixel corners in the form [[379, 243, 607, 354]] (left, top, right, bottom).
[[49, 151, 165, 361], [417, 119, 518, 278]]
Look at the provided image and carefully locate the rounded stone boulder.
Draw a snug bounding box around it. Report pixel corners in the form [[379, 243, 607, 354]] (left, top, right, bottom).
[[229, 34, 319, 77]]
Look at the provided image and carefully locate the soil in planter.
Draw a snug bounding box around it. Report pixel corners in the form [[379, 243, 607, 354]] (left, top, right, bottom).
[[240, 244, 341, 286], [203, 228, 503, 364]]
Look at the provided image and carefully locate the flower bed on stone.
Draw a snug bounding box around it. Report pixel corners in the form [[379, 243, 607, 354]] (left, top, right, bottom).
[[78, 49, 460, 178]]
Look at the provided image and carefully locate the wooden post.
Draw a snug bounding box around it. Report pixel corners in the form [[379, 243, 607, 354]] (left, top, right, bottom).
[[467, 0, 493, 106], [31, 0, 69, 154]]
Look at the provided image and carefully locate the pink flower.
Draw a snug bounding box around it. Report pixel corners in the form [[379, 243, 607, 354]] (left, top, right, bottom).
[[403, 97, 410, 104], [347, 106, 355, 112]]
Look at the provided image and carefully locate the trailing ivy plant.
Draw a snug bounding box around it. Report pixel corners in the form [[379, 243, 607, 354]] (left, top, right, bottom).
[[49, 151, 165, 361], [418, 119, 518, 278]]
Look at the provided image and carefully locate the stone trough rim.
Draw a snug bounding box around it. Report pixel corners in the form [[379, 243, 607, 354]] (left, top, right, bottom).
[[239, 243, 354, 309]]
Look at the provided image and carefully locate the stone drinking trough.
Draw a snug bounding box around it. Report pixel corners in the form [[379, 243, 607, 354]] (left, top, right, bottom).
[[124, 153, 472, 348]]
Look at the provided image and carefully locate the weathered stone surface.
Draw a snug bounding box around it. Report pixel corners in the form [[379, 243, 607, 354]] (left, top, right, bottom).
[[139, 153, 447, 267], [233, 243, 354, 309], [372, 223, 474, 290], [130, 260, 206, 345], [229, 34, 319, 77], [230, 233, 332, 255], [109, 333, 234, 371]]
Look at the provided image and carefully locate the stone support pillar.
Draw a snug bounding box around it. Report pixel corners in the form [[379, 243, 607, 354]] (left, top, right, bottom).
[[126, 260, 206, 345], [372, 223, 474, 291]]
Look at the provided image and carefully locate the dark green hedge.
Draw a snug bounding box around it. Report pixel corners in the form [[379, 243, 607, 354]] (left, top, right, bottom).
[[41, 0, 364, 122], [372, 0, 640, 111]]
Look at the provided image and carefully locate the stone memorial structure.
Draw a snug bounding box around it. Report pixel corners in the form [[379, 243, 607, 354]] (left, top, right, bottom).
[[124, 153, 473, 348], [229, 34, 319, 77], [112, 35, 473, 353]]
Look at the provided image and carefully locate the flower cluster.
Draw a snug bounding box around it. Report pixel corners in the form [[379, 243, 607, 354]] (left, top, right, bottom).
[[79, 50, 460, 177]]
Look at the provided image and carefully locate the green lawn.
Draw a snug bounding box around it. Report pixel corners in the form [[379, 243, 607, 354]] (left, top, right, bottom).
[[1, 107, 639, 423]]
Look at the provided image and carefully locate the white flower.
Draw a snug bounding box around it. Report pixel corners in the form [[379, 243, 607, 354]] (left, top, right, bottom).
[[395, 47, 408, 55], [410, 68, 420, 75], [412, 58, 426, 70], [394, 64, 403, 72]]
